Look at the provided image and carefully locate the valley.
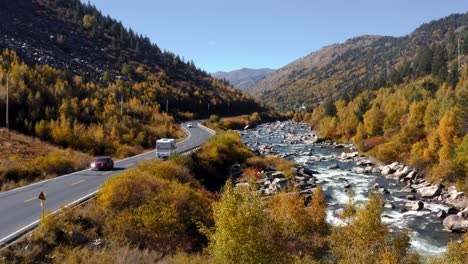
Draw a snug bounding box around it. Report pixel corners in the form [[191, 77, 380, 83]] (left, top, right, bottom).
[[0, 0, 467, 262]]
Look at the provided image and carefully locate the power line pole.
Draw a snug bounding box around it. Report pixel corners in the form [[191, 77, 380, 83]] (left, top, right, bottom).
[[6, 73, 9, 131], [120, 95, 123, 117], [458, 37, 461, 72]]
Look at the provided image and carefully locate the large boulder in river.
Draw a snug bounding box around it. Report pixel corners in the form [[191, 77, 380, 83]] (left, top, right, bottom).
[[443, 215, 468, 233], [417, 185, 442, 198]]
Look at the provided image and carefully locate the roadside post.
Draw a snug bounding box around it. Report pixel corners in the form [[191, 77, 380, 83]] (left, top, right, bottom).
[[38, 192, 46, 222]]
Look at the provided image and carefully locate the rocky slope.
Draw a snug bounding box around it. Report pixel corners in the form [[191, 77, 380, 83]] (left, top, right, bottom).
[[250, 13, 468, 110], [211, 68, 275, 92]]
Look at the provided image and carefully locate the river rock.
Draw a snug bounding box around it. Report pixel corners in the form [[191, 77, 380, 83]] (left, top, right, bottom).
[[380, 166, 394, 176], [301, 167, 317, 176], [341, 152, 358, 160], [411, 181, 431, 190], [378, 188, 390, 195], [268, 171, 284, 180], [393, 166, 411, 179], [443, 215, 468, 232], [406, 195, 416, 201], [418, 185, 442, 198], [458, 207, 468, 219], [447, 207, 460, 215], [327, 164, 339, 169], [299, 183, 316, 190], [437, 210, 447, 219], [411, 201, 424, 211], [401, 185, 415, 193], [388, 162, 401, 171], [352, 167, 367, 174], [295, 176, 305, 182], [450, 192, 465, 200], [356, 159, 374, 166], [403, 170, 417, 181], [384, 203, 395, 209]]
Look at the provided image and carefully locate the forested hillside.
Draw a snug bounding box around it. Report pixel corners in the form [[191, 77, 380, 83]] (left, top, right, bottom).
[[252, 13, 468, 110], [296, 66, 467, 191], [0, 0, 264, 156]]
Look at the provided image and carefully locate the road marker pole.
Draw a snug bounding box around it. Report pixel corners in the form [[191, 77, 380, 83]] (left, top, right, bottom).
[[38, 192, 46, 222]]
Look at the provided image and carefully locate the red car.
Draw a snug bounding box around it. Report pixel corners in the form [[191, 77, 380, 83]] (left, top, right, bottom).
[[90, 157, 114, 171]]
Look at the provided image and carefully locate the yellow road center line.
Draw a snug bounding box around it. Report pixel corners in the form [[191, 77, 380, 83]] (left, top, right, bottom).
[[70, 180, 86, 186]]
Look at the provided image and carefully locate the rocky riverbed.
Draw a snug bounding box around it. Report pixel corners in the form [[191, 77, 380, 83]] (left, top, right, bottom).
[[238, 120, 468, 256]]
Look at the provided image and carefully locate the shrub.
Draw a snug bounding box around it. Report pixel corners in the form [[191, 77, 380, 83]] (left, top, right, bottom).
[[362, 136, 386, 152], [97, 167, 213, 254], [329, 193, 414, 264], [137, 159, 198, 187], [246, 156, 295, 179], [369, 140, 409, 163], [238, 167, 264, 182], [209, 114, 220, 123], [268, 188, 329, 258], [31, 152, 76, 175], [208, 182, 283, 263], [115, 144, 143, 158], [0, 167, 40, 182], [194, 131, 253, 190]]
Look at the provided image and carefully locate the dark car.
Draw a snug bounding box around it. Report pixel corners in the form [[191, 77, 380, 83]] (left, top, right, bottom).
[[90, 157, 114, 171]]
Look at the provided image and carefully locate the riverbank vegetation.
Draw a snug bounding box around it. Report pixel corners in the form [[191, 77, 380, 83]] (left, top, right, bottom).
[[296, 68, 467, 192], [205, 111, 292, 131]]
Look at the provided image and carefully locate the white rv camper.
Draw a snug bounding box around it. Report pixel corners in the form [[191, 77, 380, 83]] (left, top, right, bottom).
[[156, 138, 176, 159]]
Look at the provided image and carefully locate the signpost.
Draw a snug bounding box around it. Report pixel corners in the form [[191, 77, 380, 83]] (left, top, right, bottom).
[[38, 192, 46, 222]]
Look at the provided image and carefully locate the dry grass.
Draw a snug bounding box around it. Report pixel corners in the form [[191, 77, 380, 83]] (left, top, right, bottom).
[[0, 129, 93, 191]]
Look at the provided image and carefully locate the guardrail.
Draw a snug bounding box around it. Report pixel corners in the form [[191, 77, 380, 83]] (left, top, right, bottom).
[[198, 123, 216, 135]]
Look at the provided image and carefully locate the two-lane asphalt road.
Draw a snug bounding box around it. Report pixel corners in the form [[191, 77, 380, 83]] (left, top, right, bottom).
[[0, 121, 214, 247]]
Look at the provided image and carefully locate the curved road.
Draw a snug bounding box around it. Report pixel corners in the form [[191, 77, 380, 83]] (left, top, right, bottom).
[[0, 121, 214, 247]]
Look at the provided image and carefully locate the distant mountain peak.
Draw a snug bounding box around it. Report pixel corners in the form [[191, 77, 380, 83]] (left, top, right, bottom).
[[211, 68, 275, 92]]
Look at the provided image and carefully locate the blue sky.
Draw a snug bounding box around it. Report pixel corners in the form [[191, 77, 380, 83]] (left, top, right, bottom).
[[84, 0, 467, 73]]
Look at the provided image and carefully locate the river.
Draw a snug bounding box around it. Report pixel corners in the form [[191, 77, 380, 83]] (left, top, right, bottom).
[[240, 121, 461, 256]]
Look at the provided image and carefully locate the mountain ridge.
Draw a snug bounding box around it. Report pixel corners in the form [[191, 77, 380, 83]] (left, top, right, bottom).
[[211, 68, 275, 92], [250, 13, 468, 110]]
